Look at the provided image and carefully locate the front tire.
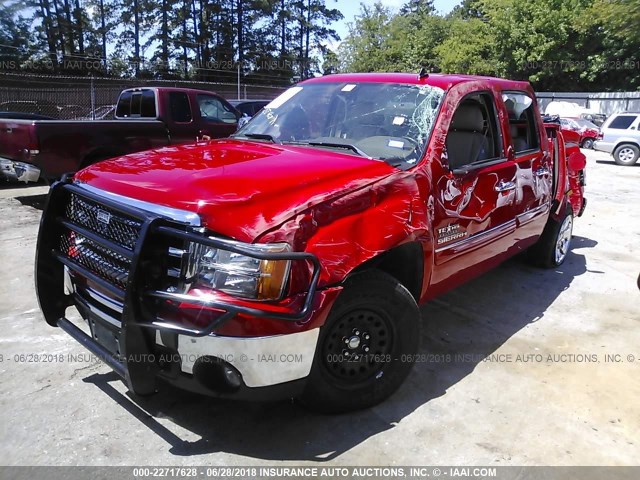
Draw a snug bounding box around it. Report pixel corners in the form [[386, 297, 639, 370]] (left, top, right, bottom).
[[529, 205, 574, 268], [300, 270, 420, 413], [613, 144, 639, 166], [581, 138, 594, 149]]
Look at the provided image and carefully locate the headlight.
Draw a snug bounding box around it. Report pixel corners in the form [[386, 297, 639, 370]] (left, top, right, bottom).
[[187, 241, 291, 301]]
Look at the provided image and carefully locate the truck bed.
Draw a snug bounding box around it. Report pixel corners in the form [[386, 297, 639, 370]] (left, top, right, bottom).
[[0, 119, 169, 181]]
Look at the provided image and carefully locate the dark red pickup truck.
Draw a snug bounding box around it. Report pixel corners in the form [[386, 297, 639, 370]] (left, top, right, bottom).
[[36, 73, 586, 412], [0, 87, 240, 183]]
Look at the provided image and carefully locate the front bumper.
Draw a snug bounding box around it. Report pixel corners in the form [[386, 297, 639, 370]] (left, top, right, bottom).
[[592, 140, 613, 154], [159, 327, 320, 388], [36, 179, 331, 400], [0, 157, 41, 183]]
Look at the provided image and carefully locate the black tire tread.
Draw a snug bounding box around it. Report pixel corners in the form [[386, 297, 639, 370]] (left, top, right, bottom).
[[299, 269, 420, 413], [528, 205, 573, 268], [613, 144, 640, 166]]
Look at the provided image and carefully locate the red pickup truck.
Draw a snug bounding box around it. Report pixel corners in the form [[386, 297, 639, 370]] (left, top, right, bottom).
[[35, 73, 586, 412], [0, 87, 240, 183]]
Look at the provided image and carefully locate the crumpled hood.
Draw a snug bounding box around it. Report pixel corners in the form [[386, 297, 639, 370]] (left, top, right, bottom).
[[75, 139, 395, 241]]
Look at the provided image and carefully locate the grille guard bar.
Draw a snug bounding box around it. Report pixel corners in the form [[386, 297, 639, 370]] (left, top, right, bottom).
[[144, 225, 322, 332], [39, 179, 322, 339]]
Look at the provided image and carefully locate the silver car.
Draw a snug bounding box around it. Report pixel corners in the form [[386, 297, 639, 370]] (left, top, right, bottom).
[[593, 112, 640, 165]]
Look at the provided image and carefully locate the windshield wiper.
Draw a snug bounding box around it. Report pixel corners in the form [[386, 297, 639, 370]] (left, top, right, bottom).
[[233, 133, 277, 143], [287, 141, 372, 158]]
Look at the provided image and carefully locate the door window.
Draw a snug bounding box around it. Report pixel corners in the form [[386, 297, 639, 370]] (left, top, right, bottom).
[[116, 89, 157, 118], [502, 92, 539, 154], [197, 95, 238, 124], [170, 92, 192, 123], [445, 92, 503, 170], [608, 115, 637, 130], [140, 90, 156, 117]]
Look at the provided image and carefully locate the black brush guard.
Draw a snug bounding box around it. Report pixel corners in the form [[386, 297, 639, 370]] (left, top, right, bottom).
[[35, 179, 321, 395]]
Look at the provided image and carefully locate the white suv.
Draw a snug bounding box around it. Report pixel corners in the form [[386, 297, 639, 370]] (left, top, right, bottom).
[[593, 112, 640, 165]]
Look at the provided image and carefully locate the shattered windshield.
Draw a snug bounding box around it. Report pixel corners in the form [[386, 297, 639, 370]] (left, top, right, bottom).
[[234, 82, 445, 169]]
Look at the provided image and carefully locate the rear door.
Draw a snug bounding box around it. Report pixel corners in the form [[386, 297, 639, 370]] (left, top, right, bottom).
[[501, 91, 552, 238], [431, 89, 519, 286]]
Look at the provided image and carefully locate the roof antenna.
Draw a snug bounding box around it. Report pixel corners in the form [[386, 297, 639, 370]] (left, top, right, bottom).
[[418, 67, 429, 80]]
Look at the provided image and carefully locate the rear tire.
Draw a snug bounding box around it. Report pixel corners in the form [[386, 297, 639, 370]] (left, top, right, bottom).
[[613, 144, 639, 166], [300, 270, 420, 413], [529, 205, 574, 268]]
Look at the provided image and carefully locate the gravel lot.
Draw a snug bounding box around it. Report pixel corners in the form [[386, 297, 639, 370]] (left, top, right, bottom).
[[0, 149, 638, 467]]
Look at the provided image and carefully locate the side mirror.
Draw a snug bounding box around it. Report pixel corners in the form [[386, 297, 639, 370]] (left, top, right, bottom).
[[196, 129, 211, 142], [237, 115, 250, 129]]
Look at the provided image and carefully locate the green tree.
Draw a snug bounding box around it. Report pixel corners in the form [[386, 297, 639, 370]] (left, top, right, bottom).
[[449, 0, 484, 19], [577, 0, 640, 90], [400, 0, 435, 16], [435, 17, 495, 75], [338, 2, 394, 72], [386, 8, 449, 72], [0, 2, 32, 68]]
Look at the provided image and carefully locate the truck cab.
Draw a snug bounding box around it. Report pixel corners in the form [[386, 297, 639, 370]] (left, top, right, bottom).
[[35, 73, 585, 412], [114, 87, 239, 143]]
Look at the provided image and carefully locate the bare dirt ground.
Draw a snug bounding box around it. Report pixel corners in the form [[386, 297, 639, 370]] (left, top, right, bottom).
[[0, 149, 638, 466]]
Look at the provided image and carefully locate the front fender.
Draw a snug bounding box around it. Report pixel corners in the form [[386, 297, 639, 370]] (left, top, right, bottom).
[[259, 171, 432, 288]]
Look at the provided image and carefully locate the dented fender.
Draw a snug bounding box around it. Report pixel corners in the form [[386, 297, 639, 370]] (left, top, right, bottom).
[[257, 170, 434, 291]]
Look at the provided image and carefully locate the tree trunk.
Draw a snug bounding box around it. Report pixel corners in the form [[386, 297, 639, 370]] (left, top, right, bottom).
[[192, 0, 201, 65], [39, 0, 59, 69], [134, 0, 140, 76], [215, 0, 220, 49], [298, 1, 304, 70], [62, 0, 75, 53], [304, 0, 311, 78], [161, 0, 169, 74], [182, 0, 189, 76], [74, 0, 84, 54], [237, 0, 243, 65], [199, 0, 210, 68], [51, 0, 67, 55], [99, 0, 106, 64], [280, 0, 286, 55]]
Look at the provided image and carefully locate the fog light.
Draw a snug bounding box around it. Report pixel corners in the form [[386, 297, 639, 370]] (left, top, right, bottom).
[[223, 365, 242, 389], [192, 355, 243, 393]]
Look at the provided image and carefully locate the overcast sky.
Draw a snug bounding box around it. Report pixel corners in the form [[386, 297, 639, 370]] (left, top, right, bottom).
[[331, 0, 461, 40]]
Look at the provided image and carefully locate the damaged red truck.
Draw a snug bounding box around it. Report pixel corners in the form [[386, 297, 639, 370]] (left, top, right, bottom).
[[36, 73, 586, 412]]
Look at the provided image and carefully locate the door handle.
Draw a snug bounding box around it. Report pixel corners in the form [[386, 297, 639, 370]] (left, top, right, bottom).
[[535, 167, 550, 177], [495, 180, 516, 192]]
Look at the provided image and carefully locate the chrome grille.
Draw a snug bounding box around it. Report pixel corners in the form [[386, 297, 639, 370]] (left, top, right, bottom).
[[60, 193, 142, 290], [60, 233, 130, 288], [65, 193, 142, 250]]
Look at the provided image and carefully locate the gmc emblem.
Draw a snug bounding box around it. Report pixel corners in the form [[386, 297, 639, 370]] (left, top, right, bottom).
[[96, 210, 111, 225]]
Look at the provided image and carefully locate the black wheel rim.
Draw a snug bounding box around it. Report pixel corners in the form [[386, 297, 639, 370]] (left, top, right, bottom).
[[321, 308, 394, 384]]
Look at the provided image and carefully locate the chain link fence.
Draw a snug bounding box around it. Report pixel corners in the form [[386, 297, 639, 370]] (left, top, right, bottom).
[[4, 72, 638, 122], [0, 73, 287, 120]]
